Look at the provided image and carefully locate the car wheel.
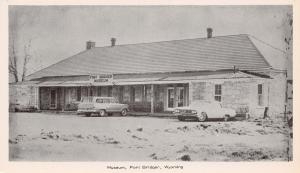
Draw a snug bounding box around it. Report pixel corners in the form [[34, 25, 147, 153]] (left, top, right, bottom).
[[98, 110, 106, 117], [224, 114, 230, 122], [178, 117, 184, 121], [85, 113, 91, 117], [121, 109, 128, 116], [198, 112, 207, 122]]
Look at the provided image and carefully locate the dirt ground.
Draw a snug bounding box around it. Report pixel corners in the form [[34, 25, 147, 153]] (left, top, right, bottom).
[[9, 112, 292, 161]]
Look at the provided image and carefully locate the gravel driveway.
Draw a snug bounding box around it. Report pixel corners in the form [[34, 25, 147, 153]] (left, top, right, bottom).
[[9, 112, 291, 161]]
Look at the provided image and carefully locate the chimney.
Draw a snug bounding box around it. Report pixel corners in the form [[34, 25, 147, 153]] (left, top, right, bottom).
[[111, 38, 116, 47], [207, 28, 213, 38], [86, 41, 95, 50]]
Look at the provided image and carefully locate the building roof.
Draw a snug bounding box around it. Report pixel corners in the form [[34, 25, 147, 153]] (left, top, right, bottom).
[[27, 34, 272, 80]]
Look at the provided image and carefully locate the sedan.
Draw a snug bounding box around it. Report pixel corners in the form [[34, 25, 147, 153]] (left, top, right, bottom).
[[173, 100, 236, 122]]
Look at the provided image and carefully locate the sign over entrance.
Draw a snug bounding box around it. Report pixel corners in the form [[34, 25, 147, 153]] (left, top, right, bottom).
[[89, 74, 113, 83]]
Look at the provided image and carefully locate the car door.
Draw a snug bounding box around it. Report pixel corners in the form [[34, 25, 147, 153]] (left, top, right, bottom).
[[100, 98, 112, 112], [95, 98, 105, 110], [210, 102, 223, 118], [105, 98, 122, 112], [201, 102, 217, 118]]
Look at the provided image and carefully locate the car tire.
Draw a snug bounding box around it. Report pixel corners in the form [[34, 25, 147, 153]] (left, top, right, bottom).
[[198, 112, 207, 122], [98, 110, 106, 117], [178, 117, 184, 121], [224, 114, 230, 122], [121, 109, 128, 116]]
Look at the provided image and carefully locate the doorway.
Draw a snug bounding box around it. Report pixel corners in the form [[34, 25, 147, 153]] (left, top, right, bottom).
[[50, 88, 57, 109], [167, 88, 175, 108], [177, 87, 184, 107]]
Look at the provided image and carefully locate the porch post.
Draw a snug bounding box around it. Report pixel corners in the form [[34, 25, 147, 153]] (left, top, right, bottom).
[[189, 82, 193, 105], [142, 85, 146, 102], [36, 86, 40, 110], [62, 87, 65, 111], [151, 84, 154, 113]]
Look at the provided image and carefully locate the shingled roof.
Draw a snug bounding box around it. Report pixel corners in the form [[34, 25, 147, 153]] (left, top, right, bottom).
[[28, 34, 272, 80]]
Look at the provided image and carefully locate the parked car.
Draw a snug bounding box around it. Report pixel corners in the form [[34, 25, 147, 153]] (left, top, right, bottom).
[[173, 100, 236, 122], [9, 103, 37, 112], [77, 97, 129, 117]]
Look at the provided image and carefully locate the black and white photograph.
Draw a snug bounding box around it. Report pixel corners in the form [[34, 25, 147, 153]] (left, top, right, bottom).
[[7, 5, 293, 162]]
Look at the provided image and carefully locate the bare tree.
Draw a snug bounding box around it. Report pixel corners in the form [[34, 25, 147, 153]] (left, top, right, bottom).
[[21, 40, 32, 81], [9, 39, 19, 82], [9, 39, 32, 82], [9, 7, 32, 83]]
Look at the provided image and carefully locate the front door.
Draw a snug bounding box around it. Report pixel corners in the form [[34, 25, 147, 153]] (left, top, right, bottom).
[[167, 88, 175, 108], [177, 87, 184, 107], [50, 89, 57, 109]]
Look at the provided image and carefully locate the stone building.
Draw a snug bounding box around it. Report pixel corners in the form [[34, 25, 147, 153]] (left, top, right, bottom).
[[10, 29, 287, 117]]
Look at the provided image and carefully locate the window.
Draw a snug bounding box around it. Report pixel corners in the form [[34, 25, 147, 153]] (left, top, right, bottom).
[[96, 99, 103, 103], [89, 88, 93, 96], [145, 85, 151, 102], [97, 87, 101, 96], [76, 87, 81, 101], [258, 84, 263, 106], [214, 84, 222, 102], [108, 86, 112, 97], [134, 86, 142, 102], [81, 97, 93, 102], [130, 87, 135, 102]]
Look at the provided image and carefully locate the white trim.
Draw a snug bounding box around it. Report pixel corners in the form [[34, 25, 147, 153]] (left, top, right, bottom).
[[166, 87, 175, 110], [176, 87, 185, 107]]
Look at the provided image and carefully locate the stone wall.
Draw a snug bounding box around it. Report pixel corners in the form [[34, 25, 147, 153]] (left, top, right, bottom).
[[268, 72, 287, 116], [190, 78, 270, 117], [9, 84, 38, 108]]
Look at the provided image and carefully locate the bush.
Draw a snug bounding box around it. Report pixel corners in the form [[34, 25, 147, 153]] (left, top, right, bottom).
[[180, 154, 191, 161]]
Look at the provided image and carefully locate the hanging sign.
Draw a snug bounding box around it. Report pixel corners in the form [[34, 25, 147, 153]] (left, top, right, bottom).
[[89, 74, 113, 83]]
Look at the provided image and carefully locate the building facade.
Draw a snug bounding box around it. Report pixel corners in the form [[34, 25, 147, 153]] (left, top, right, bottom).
[[30, 71, 271, 117], [11, 30, 287, 117]]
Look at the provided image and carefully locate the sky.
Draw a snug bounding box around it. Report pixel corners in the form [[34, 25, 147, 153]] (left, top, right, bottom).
[[9, 5, 292, 80]]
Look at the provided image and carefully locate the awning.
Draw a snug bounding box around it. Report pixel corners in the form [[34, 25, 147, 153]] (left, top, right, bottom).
[[36, 72, 263, 87], [37, 81, 92, 87]]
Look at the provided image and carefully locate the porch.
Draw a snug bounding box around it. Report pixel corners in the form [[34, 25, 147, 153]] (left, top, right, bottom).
[[38, 83, 189, 113]]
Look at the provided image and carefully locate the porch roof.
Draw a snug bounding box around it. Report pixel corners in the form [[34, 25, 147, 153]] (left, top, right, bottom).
[[36, 71, 264, 87]]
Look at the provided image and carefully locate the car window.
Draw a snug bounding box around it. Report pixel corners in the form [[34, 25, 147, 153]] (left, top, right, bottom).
[[101, 99, 109, 103], [96, 99, 103, 103], [110, 99, 118, 103]]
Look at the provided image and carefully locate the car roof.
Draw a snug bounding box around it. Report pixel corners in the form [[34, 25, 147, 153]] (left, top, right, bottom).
[[192, 100, 220, 104], [92, 97, 115, 99]]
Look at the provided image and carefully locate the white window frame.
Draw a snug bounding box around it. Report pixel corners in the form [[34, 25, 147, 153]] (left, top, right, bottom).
[[258, 84, 264, 106], [214, 84, 222, 102]]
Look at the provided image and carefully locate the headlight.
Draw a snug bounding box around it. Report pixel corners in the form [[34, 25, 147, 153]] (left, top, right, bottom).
[[191, 110, 197, 114]]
